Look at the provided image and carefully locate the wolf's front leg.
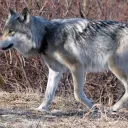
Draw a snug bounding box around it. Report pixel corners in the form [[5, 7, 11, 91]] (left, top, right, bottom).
[[36, 68, 62, 111]]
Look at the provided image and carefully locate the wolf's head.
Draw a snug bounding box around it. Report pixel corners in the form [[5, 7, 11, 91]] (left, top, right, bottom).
[[0, 8, 50, 57]]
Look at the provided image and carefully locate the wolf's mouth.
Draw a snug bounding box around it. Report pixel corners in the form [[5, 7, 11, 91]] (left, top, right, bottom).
[[1, 44, 13, 50]]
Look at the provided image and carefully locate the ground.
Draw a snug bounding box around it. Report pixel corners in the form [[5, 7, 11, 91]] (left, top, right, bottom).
[[0, 92, 128, 128]]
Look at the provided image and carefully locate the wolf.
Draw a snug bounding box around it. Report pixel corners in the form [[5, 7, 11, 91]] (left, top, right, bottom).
[[0, 8, 128, 112]]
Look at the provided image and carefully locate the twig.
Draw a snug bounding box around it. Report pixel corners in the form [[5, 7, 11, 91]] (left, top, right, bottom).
[[36, 116, 42, 128], [96, 0, 104, 17], [9, 50, 12, 64]]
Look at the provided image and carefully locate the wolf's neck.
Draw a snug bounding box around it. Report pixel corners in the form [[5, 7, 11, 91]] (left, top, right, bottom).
[[38, 27, 49, 54], [30, 16, 51, 53]]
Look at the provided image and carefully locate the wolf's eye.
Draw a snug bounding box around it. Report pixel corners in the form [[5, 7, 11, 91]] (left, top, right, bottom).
[[8, 29, 15, 36]]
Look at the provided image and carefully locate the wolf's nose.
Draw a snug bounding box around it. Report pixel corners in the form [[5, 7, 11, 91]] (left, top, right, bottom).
[[1, 43, 13, 50]]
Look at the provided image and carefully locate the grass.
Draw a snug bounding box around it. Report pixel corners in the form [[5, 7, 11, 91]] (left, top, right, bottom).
[[0, 91, 128, 128]]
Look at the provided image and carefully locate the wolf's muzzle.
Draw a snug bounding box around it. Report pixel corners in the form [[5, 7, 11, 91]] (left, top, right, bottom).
[[1, 43, 13, 50]]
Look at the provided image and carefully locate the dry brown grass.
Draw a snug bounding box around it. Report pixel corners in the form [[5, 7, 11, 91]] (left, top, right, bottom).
[[0, 92, 128, 128]]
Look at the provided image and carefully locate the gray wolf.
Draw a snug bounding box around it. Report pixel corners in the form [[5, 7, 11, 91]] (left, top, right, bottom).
[[0, 8, 128, 112]]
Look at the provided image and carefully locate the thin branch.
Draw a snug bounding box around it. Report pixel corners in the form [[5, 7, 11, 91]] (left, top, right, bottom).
[[96, 0, 104, 17]]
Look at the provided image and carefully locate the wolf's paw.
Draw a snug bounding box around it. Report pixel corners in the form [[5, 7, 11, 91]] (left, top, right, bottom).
[[105, 107, 118, 114], [31, 107, 48, 112], [84, 103, 103, 119]]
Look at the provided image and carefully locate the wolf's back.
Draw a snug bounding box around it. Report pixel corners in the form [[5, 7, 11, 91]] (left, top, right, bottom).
[[50, 19, 123, 71]]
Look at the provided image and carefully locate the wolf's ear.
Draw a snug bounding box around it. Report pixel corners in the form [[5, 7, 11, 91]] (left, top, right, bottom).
[[9, 8, 16, 16], [18, 8, 30, 23]]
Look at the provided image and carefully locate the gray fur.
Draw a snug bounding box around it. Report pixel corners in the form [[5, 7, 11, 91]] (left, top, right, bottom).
[[1, 8, 128, 112]]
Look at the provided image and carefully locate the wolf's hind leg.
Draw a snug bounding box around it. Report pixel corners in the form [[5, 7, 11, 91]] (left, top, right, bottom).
[[71, 65, 93, 109], [108, 56, 128, 111], [36, 68, 62, 111]]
